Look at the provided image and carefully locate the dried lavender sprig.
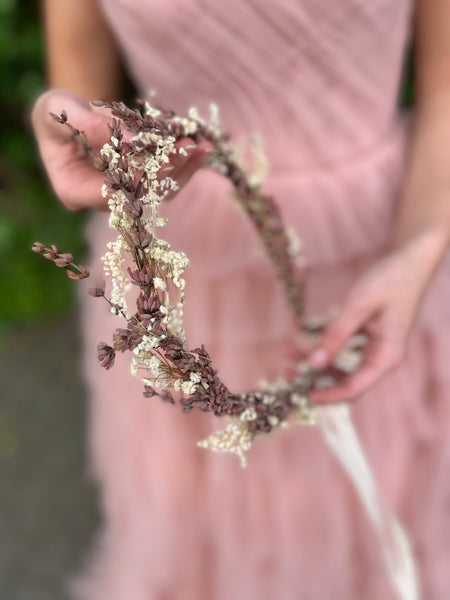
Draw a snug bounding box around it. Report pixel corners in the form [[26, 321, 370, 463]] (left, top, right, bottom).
[[49, 111, 96, 160], [32, 242, 89, 280]]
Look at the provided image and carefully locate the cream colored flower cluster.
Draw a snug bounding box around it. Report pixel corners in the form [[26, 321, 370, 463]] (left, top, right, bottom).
[[196, 329, 367, 464], [101, 236, 129, 314], [198, 414, 254, 467], [98, 106, 203, 387]]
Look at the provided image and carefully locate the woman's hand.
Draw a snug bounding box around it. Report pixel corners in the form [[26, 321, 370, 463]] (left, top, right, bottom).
[[31, 90, 212, 211], [306, 228, 448, 404]]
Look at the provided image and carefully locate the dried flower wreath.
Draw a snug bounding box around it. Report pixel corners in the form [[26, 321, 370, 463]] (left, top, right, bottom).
[[34, 99, 367, 466], [33, 100, 418, 599]]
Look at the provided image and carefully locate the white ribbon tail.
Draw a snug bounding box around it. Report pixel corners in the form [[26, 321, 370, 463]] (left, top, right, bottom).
[[316, 404, 420, 600]]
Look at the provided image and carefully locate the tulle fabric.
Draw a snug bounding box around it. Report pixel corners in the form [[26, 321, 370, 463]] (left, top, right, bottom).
[[70, 1, 450, 598], [72, 137, 450, 599]]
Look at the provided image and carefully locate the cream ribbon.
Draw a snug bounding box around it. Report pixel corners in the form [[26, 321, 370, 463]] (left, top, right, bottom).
[[315, 404, 420, 600]]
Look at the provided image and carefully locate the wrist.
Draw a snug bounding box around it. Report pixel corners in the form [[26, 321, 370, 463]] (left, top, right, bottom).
[[389, 224, 449, 286]]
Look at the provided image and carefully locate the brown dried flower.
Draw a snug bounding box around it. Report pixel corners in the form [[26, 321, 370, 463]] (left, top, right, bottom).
[[97, 342, 116, 370]]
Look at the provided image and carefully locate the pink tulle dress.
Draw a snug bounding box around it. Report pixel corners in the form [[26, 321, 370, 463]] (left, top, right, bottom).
[[73, 1, 450, 598]]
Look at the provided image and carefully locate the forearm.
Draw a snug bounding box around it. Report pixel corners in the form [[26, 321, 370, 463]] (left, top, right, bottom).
[[43, 0, 122, 101], [393, 95, 450, 250], [391, 0, 450, 271]]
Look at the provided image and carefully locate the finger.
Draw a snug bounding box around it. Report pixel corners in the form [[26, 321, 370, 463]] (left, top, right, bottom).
[[32, 90, 108, 147], [163, 140, 213, 197], [311, 341, 404, 404], [172, 140, 213, 177], [308, 298, 373, 370], [283, 328, 314, 359], [32, 91, 122, 210], [53, 161, 108, 211]]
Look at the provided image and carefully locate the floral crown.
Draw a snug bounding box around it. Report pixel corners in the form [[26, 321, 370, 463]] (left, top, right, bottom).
[[33, 100, 365, 466]]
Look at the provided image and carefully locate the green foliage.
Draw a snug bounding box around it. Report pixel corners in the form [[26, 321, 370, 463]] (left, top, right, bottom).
[[0, 0, 86, 325], [401, 46, 415, 108]]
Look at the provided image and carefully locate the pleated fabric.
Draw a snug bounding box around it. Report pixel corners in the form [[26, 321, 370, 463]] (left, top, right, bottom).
[[71, 1, 450, 599]]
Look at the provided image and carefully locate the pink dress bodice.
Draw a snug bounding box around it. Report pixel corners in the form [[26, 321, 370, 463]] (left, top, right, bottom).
[[100, 0, 412, 170]]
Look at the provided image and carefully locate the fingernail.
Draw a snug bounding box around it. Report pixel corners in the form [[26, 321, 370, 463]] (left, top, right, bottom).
[[308, 348, 329, 368]]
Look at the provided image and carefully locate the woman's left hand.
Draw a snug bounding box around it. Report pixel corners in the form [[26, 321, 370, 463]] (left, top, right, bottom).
[[306, 228, 448, 404]]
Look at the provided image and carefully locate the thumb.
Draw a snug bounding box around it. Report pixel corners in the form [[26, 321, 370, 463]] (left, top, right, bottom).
[[31, 89, 113, 149], [31, 90, 116, 211], [308, 299, 371, 369]]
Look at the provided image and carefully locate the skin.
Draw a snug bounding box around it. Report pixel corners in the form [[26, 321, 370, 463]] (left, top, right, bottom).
[[33, 0, 450, 403]]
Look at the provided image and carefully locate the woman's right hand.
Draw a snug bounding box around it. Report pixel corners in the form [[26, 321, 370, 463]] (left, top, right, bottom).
[[31, 89, 212, 211]]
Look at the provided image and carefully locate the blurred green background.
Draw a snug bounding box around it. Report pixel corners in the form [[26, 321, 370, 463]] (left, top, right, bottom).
[[1, 3, 97, 598], [0, 0, 87, 333]]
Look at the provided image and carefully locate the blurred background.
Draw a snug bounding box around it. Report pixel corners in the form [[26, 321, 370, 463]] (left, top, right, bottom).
[[0, 1, 415, 598], [0, 1, 98, 598]]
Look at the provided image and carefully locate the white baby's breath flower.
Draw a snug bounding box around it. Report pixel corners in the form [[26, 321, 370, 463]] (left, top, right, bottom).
[[154, 378, 170, 390], [130, 358, 139, 376], [173, 277, 185, 290], [153, 277, 166, 291], [148, 355, 162, 377], [333, 348, 363, 374], [285, 226, 302, 257], [190, 372, 201, 384], [262, 394, 275, 405], [188, 106, 201, 121], [181, 380, 198, 395], [135, 334, 163, 354], [239, 407, 258, 422], [101, 235, 130, 314], [171, 115, 199, 136], [198, 418, 253, 467], [100, 143, 121, 170], [248, 132, 269, 189], [208, 103, 221, 137], [144, 100, 161, 119]]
